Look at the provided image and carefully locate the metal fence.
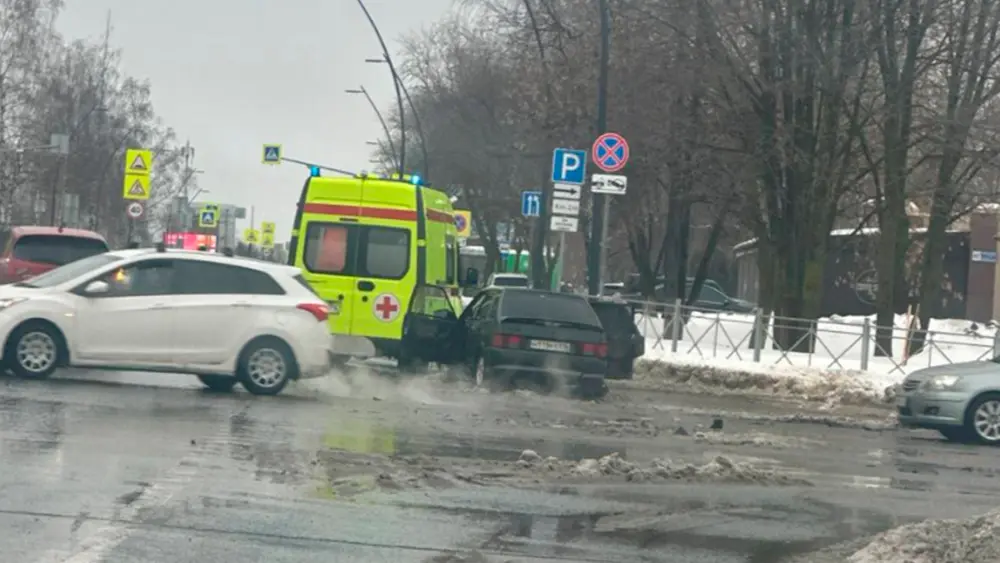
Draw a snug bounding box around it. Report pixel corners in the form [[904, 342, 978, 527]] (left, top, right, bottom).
[[625, 299, 1000, 375]]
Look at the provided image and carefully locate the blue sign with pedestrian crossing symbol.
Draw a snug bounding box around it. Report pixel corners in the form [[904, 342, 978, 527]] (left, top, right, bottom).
[[198, 208, 218, 228], [262, 144, 282, 164]]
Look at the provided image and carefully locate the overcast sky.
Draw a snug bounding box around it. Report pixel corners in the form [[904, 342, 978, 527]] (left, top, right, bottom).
[[59, 0, 454, 238]]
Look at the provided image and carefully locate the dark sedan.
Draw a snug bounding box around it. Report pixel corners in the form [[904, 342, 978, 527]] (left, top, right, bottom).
[[401, 285, 609, 398]]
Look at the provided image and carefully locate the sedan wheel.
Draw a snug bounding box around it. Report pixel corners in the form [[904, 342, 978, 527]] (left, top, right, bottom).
[[968, 394, 1000, 444], [238, 339, 295, 396], [6, 323, 61, 379]]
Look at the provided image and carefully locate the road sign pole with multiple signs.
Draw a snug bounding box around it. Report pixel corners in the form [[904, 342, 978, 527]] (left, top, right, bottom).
[[549, 148, 588, 289], [260, 221, 276, 249], [588, 133, 630, 294]]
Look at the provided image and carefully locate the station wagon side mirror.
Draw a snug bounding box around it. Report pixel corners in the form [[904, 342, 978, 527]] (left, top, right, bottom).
[[464, 268, 479, 287], [84, 280, 109, 295]]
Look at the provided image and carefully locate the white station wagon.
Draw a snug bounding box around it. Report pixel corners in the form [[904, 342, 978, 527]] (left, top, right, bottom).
[[0, 248, 334, 395]]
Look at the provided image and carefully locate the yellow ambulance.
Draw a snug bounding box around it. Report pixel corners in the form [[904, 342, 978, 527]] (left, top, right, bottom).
[[287, 171, 469, 362]]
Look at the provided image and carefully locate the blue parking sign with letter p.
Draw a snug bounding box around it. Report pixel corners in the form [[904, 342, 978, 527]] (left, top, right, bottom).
[[551, 148, 587, 184]]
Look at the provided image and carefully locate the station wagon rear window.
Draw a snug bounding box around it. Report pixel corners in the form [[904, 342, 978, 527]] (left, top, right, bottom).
[[13, 235, 108, 266], [500, 291, 602, 328]]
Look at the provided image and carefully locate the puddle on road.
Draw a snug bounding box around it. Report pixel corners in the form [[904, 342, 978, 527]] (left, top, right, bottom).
[[319, 414, 619, 463], [471, 502, 906, 563]]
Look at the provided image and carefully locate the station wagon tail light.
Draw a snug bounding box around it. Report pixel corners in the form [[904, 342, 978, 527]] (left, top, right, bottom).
[[297, 302, 329, 322], [581, 342, 608, 358], [491, 333, 522, 348]]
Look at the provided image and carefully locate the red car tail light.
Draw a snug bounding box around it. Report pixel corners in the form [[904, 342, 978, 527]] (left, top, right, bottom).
[[297, 302, 329, 322]]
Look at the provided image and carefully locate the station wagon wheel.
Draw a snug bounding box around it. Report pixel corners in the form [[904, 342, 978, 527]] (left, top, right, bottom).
[[6, 321, 62, 379], [966, 393, 1000, 444], [237, 337, 296, 396]]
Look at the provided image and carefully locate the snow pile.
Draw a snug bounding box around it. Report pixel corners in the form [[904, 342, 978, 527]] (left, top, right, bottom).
[[511, 450, 812, 486], [849, 509, 1000, 563], [691, 430, 822, 448], [632, 358, 894, 407]]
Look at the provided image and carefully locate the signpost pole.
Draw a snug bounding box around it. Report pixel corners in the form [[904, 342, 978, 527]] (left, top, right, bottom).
[[554, 232, 566, 290], [587, 0, 611, 296]]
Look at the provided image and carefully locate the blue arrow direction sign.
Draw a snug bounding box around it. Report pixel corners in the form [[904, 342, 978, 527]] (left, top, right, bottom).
[[551, 148, 587, 184], [521, 191, 542, 217]]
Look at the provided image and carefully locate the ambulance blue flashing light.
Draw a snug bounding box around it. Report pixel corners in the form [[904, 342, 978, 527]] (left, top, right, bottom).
[[410, 174, 422, 186], [309, 166, 321, 177]]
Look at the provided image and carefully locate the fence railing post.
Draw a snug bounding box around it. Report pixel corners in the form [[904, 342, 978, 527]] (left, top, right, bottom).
[[752, 309, 763, 362], [860, 318, 870, 371], [671, 299, 682, 353], [993, 329, 1000, 359]]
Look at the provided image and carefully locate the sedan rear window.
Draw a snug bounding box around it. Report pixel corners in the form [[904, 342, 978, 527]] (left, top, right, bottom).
[[492, 275, 529, 287], [13, 235, 109, 266], [499, 290, 602, 328]]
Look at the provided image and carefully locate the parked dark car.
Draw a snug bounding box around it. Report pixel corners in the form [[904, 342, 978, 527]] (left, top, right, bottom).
[[587, 295, 643, 379], [401, 285, 609, 398], [620, 275, 755, 314]]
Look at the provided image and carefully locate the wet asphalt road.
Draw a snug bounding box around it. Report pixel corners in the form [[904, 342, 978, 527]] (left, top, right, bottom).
[[1, 368, 999, 562]]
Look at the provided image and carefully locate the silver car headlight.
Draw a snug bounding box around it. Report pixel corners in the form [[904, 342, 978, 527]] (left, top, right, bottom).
[[0, 297, 26, 310], [920, 374, 962, 391]]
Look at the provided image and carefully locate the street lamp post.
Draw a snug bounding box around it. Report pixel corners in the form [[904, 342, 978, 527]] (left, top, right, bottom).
[[356, 0, 406, 177], [345, 87, 399, 169], [587, 0, 611, 295], [366, 57, 430, 179]]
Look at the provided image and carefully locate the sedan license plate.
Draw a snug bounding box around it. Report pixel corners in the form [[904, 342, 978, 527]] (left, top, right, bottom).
[[530, 339, 571, 353], [896, 395, 908, 408]]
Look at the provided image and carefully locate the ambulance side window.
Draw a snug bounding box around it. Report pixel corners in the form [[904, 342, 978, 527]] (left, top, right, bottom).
[[445, 235, 456, 285], [359, 226, 409, 279], [304, 223, 355, 275]]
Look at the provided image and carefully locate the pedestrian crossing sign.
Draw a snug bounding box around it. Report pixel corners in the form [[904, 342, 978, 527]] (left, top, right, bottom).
[[198, 208, 217, 228], [261, 232, 275, 248], [243, 228, 260, 244], [262, 144, 282, 164]]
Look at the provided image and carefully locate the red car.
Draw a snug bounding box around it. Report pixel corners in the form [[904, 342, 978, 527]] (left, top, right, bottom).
[[0, 226, 109, 284]]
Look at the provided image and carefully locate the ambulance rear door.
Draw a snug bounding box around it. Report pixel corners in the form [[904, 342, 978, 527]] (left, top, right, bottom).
[[297, 178, 362, 337]]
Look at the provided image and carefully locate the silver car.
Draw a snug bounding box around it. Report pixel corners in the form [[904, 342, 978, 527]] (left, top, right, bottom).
[[898, 360, 1000, 444]]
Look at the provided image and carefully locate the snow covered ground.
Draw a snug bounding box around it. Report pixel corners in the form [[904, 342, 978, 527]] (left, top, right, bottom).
[[633, 311, 998, 388]]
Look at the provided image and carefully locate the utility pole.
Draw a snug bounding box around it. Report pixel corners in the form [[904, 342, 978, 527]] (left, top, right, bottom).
[[249, 205, 256, 257], [587, 0, 611, 295], [356, 0, 406, 177]]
